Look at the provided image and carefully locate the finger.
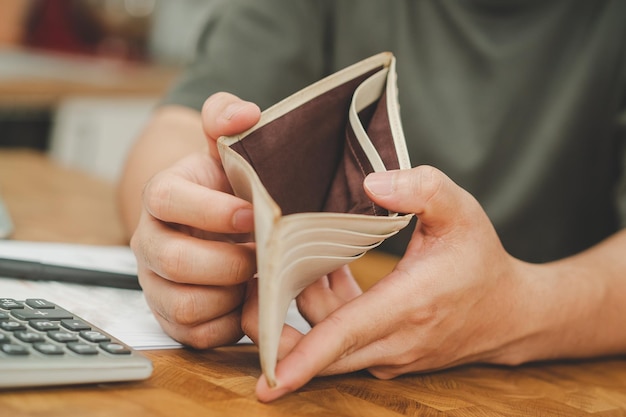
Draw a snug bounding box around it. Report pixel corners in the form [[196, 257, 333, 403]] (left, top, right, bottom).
[[131, 214, 256, 285], [364, 166, 486, 235], [202, 92, 261, 143], [152, 297, 244, 349], [296, 266, 362, 325], [327, 266, 362, 300], [241, 279, 303, 360], [143, 171, 254, 234], [255, 284, 398, 402], [138, 262, 246, 323]]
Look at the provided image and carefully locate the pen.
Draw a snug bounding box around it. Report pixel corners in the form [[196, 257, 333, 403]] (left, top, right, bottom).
[[0, 193, 13, 239], [0, 257, 141, 290]]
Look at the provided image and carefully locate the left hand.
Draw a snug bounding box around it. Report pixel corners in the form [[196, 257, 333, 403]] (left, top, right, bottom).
[[243, 165, 534, 402]]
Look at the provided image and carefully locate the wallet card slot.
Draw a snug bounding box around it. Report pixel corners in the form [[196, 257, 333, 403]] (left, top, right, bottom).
[[257, 252, 367, 385], [285, 227, 400, 245], [275, 211, 413, 236], [348, 68, 389, 173], [281, 240, 382, 271], [280, 254, 367, 297]]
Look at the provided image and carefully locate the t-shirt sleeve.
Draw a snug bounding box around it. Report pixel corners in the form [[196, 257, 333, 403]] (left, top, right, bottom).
[[160, 0, 332, 112]]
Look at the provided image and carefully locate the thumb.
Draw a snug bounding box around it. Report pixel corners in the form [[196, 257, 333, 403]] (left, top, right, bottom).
[[364, 165, 481, 233], [201, 92, 261, 143]]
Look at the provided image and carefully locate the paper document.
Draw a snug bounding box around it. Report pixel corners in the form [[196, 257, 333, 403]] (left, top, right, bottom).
[[0, 243, 310, 349]]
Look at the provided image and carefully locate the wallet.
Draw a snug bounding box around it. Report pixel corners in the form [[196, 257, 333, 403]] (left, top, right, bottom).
[[217, 52, 413, 386]]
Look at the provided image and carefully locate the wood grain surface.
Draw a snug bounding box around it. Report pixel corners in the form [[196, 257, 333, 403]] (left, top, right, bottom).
[[1, 149, 625, 416]]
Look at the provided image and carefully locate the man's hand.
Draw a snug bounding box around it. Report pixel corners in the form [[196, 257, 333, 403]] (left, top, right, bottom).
[[246, 165, 532, 402], [130, 93, 262, 348]]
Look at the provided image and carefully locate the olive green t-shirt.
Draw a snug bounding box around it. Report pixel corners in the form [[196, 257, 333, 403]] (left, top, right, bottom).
[[162, 0, 626, 263]]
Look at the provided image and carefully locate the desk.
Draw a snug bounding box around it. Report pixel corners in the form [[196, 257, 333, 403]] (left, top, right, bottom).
[[1, 149, 625, 416], [0, 48, 178, 108]]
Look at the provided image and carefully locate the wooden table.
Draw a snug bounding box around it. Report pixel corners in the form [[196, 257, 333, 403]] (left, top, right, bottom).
[[1, 149, 625, 416]]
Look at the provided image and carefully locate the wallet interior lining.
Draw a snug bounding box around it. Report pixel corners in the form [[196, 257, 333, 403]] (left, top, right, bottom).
[[229, 68, 399, 216]]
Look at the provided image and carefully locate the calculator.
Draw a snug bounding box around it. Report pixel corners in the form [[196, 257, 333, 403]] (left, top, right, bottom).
[[0, 298, 153, 388]]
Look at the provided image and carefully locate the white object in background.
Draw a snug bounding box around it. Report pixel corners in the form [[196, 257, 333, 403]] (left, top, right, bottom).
[[49, 96, 157, 182]]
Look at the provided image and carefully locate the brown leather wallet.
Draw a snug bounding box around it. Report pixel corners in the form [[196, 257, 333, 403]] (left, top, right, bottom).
[[218, 52, 413, 386]]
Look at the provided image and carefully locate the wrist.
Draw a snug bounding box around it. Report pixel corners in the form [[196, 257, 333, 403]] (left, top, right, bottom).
[[488, 258, 609, 366]]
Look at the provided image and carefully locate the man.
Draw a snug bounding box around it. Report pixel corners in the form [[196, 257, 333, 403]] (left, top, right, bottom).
[[117, 0, 626, 402]]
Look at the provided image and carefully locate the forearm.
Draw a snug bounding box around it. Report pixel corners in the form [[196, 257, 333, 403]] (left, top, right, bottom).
[[116, 105, 205, 240], [503, 229, 626, 364]]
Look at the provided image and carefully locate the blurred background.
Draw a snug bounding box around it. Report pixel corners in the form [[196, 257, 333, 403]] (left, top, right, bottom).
[[0, 0, 214, 181]]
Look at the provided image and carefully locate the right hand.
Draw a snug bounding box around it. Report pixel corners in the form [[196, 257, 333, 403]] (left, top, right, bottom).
[[130, 93, 261, 348]]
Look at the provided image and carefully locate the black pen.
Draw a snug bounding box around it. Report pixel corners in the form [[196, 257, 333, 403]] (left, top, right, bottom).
[[0, 257, 141, 290]]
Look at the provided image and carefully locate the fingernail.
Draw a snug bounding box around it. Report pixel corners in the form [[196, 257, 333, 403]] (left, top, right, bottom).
[[364, 171, 395, 196], [223, 102, 251, 121], [233, 207, 254, 232], [265, 381, 290, 401]]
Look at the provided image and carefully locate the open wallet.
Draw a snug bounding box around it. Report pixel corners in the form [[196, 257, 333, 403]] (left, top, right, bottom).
[[217, 52, 414, 386]]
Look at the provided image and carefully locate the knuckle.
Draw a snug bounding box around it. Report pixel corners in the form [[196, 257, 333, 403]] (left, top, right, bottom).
[[325, 314, 359, 356], [296, 291, 313, 315], [407, 302, 439, 327], [187, 313, 243, 349], [225, 246, 255, 283], [182, 327, 213, 350], [129, 232, 141, 259], [167, 290, 200, 326], [158, 240, 190, 281], [226, 254, 245, 282], [413, 165, 445, 203], [142, 175, 174, 220]]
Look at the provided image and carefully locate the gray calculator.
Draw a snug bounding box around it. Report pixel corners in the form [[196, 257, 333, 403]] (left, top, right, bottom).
[[0, 298, 153, 388]]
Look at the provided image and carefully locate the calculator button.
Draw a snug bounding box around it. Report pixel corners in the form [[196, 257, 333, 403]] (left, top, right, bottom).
[[48, 331, 79, 343], [0, 320, 26, 331], [80, 330, 110, 343], [61, 319, 91, 331], [99, 342, 131, 355], [15, 331, 45, 343], [0, 312, 8, 320], [25, 299, 56, 309], [12, 309, 73, 321], [29, 320, 60, 331], [1, 343, 30, 355], [0, 333, 10, 344], [33, 343, 65, 355], [67, 342, 98, 355], [0, 299, 22, 310]]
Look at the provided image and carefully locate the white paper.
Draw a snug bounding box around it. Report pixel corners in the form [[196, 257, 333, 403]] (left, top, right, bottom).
[[0, 242, 310, 349], [0, 277, 181, 350], [0, 241, 138, 275]]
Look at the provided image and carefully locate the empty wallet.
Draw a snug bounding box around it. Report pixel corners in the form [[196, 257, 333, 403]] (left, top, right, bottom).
[[218, 52, 413, 386]]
